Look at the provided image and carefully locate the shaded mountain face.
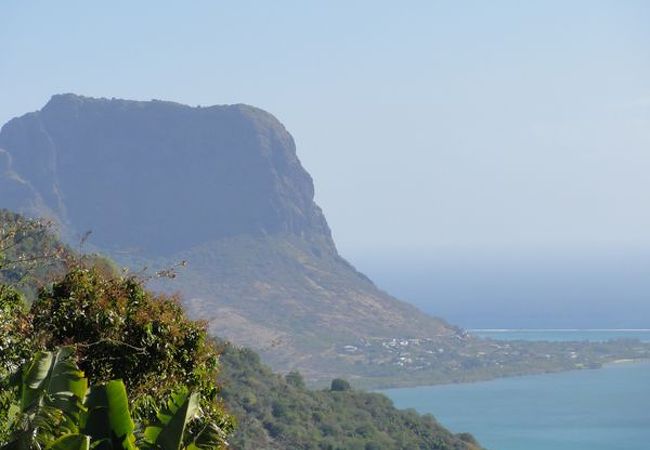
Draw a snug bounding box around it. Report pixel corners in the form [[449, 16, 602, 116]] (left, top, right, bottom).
[[0, 94, 455, 383], [0, 94, 331, 255]]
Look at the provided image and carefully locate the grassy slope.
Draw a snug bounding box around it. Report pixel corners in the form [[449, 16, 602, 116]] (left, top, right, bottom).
[[145, 233, 456, 383]]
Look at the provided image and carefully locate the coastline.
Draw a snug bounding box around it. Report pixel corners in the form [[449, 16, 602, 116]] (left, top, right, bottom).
[[384, 357, 650, 391], [356, 357, 650, 390], [352, 330, 650, 390]]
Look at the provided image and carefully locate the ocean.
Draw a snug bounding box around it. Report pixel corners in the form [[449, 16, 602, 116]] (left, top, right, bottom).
[[383, 330, 650, 450], [361, 254, 650, 448], [354, 251, 650, 329]]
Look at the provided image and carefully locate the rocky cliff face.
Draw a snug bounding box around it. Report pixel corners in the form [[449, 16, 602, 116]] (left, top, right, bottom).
[[0, 94, 455, 383], [0, 94, 332, 255]]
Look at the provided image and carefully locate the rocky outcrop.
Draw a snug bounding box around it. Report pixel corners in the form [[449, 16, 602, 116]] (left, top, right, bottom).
[[0, 94, 332, 255]]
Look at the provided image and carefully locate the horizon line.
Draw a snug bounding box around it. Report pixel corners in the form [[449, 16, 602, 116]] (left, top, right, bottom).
[[469, 328, 650, 332]]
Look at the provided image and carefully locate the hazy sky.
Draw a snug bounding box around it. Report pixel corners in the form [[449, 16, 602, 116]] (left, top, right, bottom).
[[2, 1, 649, 259]]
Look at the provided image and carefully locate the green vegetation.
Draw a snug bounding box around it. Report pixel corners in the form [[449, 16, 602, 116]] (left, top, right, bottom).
[[29, 268, 224, 417], [2, 347, 225, 450], [218, 344, 480, 450]]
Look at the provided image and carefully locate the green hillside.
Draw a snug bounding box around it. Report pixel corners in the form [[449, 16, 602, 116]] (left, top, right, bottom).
[[219, 343, 481, 450]]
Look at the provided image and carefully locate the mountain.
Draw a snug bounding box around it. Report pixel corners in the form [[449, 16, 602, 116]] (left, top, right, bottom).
[[0, 94, 457, 379], [3, 94, 650, 387], [0, 94, 330, 255]]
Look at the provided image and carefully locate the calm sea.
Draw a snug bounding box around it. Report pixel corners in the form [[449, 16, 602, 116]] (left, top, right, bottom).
[[354, 251, 650, 329], [383, 330, 650, 450]]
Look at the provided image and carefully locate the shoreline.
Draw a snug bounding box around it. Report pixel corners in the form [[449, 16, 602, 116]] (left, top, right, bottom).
[[607, 358, 646, 365], [377, 358, 650, 393], [307, 330, 650, 391]]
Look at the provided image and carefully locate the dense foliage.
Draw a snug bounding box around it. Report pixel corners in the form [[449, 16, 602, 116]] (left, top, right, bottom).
[[218, 344, 480, 450], [31, 269, 218, 404], [0, 268, 234, 447], [2, 347, 225, 450]]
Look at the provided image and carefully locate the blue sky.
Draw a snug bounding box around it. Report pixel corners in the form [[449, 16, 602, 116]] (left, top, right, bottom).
[[2, 1, 650, 259]]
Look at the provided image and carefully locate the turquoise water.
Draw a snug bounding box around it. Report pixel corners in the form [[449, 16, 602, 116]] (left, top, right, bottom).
[[470, 328, 650, 342], [383, 332, 650, 450]]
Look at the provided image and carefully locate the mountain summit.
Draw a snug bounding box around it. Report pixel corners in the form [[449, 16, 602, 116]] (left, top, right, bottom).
[[0, 94, 331, 255]]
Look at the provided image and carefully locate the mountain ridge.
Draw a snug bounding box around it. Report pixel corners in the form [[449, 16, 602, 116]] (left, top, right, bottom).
[[0, 93, 334, 255]]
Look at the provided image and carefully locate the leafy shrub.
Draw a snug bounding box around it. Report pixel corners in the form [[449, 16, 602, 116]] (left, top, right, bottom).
[[330, 378, 351, 392], [285, 370, 305, 389]]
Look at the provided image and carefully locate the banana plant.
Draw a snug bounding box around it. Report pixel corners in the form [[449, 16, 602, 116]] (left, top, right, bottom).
[[0, 348, 215, 450], [45, 435, 89, 450], [142, 388, 226, 450], [82, 380, 137, 450], [143, 389, 199, 450], [3, 347, 87, 450]]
